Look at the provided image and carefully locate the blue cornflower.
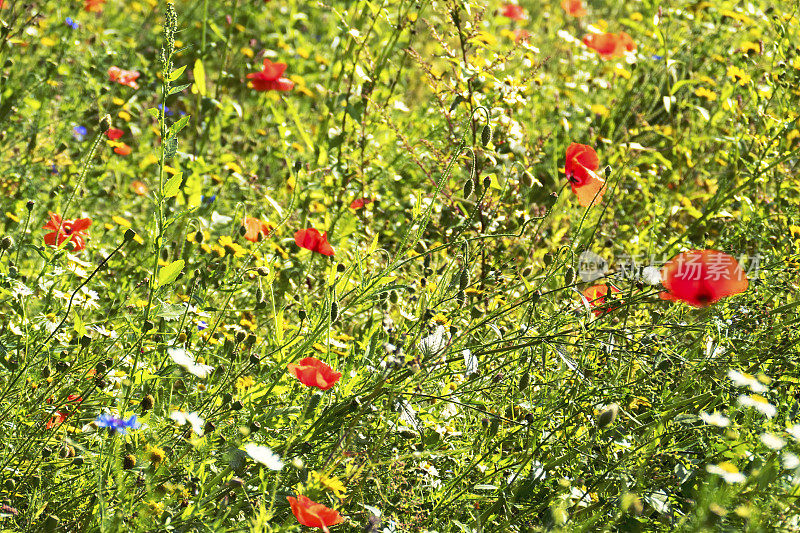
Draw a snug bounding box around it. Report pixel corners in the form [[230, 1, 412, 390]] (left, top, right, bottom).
[[197, 320, 208, 331], [72, 125, 87, 141], [50, 164, 59, 175], [95, 413, 141, 435], [200, 195, 216, 205], [65, 17, 79, 29], [652, 55, 664, 61], [157, 104, 174, 116]]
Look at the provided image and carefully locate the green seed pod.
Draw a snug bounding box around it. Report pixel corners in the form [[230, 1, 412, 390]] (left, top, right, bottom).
[[459, 269, 469, 291], [330, 301, 339, 323], [99, 114, 112, 133], [456, 290, 466, 307], [0, 236, 14, 251], [42, 365, 51, 379], [598, 405, 618, 428], [488, 417, 500, 438], [521, 170, 534, 188], [483, 176, 491, 190], [255, 287, 264, 303], [518, 371, 529, 391], [521, 266, 532, 278], [543, 253, 553, 266], [463, 177, 474, 199], [194, 230, 204, 244], [480, 124, 493, 147], [298, 309, 307, 321], [564, 266, 575, 286], [238, 225, 247, 237], [389, 290, 399, 304], [235, 331, 246, 344]]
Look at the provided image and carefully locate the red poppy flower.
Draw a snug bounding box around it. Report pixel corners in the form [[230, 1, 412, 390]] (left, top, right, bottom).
[[582, 32, 636, 59], [582, 284, 620, 316], [113, 143, 132, 156], [246, 58, 294, 92], [43, 212, 92, 252], [242, 216, 273, 243], [561, 0, 586, 17], [108, 66, 140, 89], [660, 250, 748, 307], [500, 4, 526, 21], [565, 142, 605, 207], [287, 357, 342, 391], [0, 1, 7, 9], [105, 128, 124, 140], [349, 197, 373, 210], [287, 495, 344, 531], [84, 0, 105, 12], [131, 180, 149, 195], [46, 411, 70, 430], [295, 228, 335, 256]]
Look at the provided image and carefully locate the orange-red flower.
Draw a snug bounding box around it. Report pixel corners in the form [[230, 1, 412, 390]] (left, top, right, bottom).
[[246, 58, 294, 92], [565, 142, 605, 207], [108, 66, 140, 89], [113, 143, 132, 156], [84, 0, 105, 12], [513, 29, 531, 43], [131, 181, 149, 195], [660, 250, 748, 307], [295, 228, 335, 256], [287, 495, 344, 531], [106, 128, 124, 140], [582, 32, 636, 59], [45, 394, 83, 429], [242, 216, 273, 243], [287, 357, 342, 391], [349, 197, 373, 210], [500, 4, 526, 21], [43, 212, 92, 252], [583, 284, 620, 317], [561, 0, 586, 17]]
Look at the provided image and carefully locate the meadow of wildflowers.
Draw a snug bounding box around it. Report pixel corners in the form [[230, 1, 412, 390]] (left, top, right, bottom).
[[0, 0, 799, 531]]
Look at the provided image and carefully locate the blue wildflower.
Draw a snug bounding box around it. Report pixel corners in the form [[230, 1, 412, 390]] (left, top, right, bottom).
[[65, 17, 79, 29], [72, 125, 87, 141], [201, 195, 216, 205], [95, 413, 141, 435], [157, 104, 174, 116], [197, 320, 208, 331]]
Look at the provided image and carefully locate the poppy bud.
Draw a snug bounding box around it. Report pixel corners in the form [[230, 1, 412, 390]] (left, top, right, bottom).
[[255, 287, 264, 303], [141, 394, 155, 413], [80, 335, 91, 348], [30, 475, 41, 488], [59, 446, 70, 459], [194, 230, 204, 244], [244, 333, 257, 348], [336, 263, 346, 273], [389, 290, 399, 304], [143, 320, 154, 332], [42, 365, 51, 378], [488, 417, 499, 437], [521, 266, 532, 278], [530, 289, 541, 305], [26, 200, 34, 212], [545, 192, 558, 208], [518, 371, 529, 391], [463, 177, 473, 198], [72, 456, 84, 466], [521, 170, 534, 188], [564, 267, 575, 286], [543, 253, 553, 266], [249, 354, 259, 367], [44, 515, 61, 533], [330, 301, 339, 323], [598, 404, 618, 428], [96, 361, 107, 374], [99, 114, 112, 133], [298, 309, 307, 321], [480, 124, 493, 147], [483, 176, 491, 190], [235, 331, 246, 344], [8, 265, 17, 278], [231, 400, 243, 411], [0, 236, 13, 251], [123, 454, 136, 470], [604, 165, 612, 178], [204, 420, 216, 434], [459, 269, 470, 291]]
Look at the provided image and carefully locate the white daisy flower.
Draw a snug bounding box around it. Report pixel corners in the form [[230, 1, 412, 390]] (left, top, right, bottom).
[[706, 462, 746, 484], [168, 347, 214, 379], [243, 443, 284, 471], [700, 411, 730, 427], [728, 370, 767, 393], [170, 410, 205, 436], [738, 394, 776, 418]]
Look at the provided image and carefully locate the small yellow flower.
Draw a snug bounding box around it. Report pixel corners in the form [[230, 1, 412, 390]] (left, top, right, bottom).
[[310, 471, 347, 499], [219, 236, 247, 258], [694, 87, 717, 101], [236, 375, 255, 390], [727, 65, 751, 86]]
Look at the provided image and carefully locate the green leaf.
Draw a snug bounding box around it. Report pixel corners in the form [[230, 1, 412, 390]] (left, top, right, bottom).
[[164, 137, 178, 159], [147, 107, 160, 120], [73, 313, 87, 337], [163, 172, 183, 198], [168, 65, 187, 82], [158, 259, 185, 288], [193, 59, 207, 97], [168, 83, 191, 95], [168, 115, 191, 138]]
